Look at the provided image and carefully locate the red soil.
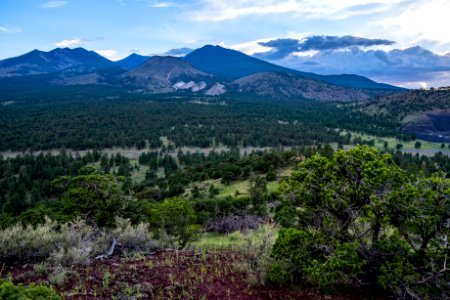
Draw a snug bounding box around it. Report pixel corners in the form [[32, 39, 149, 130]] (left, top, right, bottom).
[[1, 250, 352, 299]]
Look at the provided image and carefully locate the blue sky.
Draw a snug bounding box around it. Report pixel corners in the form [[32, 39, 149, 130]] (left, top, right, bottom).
[[1, 0, 450, 87]]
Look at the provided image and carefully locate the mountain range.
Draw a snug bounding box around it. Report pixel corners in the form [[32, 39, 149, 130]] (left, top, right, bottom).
[[0, 47, 117, 76], [0, 45, 403, 101]]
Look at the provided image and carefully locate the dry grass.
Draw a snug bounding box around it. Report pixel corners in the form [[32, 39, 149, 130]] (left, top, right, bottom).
[[0, 218, 165, 266]]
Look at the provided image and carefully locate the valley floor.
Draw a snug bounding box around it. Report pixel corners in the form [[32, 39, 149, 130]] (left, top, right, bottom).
[[1, 137, 449, 161]]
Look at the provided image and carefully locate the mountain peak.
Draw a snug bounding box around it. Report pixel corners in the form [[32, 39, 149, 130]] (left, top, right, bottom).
[[135, 55, 205, 75], [190, 44, 241, 56], [185, 44, 298, 79], [115, 53, 150, 70], [122, 54, 210, 93], [185, 44, 401, 90], [0, 47, 115, 77]]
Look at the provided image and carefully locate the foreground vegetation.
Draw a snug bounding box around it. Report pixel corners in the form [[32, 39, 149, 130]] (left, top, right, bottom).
[[273, 146, 449, 298], [0, 145, 449, 299]]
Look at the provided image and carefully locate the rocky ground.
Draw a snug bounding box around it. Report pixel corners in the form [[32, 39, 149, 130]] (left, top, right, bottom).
[[1, 250, 358, 300]]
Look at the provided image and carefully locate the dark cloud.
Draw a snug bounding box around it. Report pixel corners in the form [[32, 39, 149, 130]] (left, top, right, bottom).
[[257, 35, 395, 60], [299, 35, 395, 51], [257, 38, 300, 60], [165, 47, 193, 56]]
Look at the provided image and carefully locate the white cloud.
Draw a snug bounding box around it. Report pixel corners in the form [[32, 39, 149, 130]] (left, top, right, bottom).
[[95, 49, 121, 61], [231, 38, 274, 55], [150, 1, 175, 8], [56, 38, 83, 48], [55, 37, 103, 48], [0, 26, 21, 34], [380, 0, 450, 45], [189, 0, 404, 22], [41, 1, 68, 8], [291, 50, 319, 57]]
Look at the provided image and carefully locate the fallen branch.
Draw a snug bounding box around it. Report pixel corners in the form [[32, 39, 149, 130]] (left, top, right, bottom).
[[95, 238, 117, 260]]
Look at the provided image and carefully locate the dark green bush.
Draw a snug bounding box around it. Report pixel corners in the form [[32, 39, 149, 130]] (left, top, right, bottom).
[[52, 167, 126, 227], [151, 197, 199, 248], [272, 146, 450, 298], [0, 279, 61, 300]]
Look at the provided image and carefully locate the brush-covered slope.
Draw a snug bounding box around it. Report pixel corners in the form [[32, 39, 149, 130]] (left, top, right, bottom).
[[122, 56, 211, 92], [364, 89, 450, 142], [233, 72, 370, 102]]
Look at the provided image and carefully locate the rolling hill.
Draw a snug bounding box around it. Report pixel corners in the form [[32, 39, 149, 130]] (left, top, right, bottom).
[[232, 72, 369, 102], [363, 89, 450, 142], [121, 56, 212, 92]]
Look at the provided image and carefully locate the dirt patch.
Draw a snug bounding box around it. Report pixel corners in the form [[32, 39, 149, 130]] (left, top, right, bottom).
[[1, 250, 357, 299]]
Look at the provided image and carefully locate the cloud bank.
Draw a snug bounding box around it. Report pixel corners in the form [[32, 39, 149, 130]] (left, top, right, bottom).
[[256, 36, 395, 60], [251, 36, 450, 87]]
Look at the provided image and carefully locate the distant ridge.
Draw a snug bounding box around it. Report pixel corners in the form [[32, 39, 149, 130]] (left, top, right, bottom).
[[233, 72, 370, 102], [115, 53, 150, 70], [0, 45, 403, 100], [0, 47, 116, 76], [185, 45, 402, 91]]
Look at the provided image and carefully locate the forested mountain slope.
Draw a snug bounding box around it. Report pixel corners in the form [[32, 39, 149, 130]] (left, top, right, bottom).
[[363, 89, 450, 142]]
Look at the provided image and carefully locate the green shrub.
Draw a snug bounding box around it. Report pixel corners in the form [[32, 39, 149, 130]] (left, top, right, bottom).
[[151, 197, 199, 249], [18, 206, 55, 227], [272, 146, 450, 297], [0, 213, 14, 229], [0, 279, 61, 300], [52, 168, 126, 227], [267, 260, 293, 285]]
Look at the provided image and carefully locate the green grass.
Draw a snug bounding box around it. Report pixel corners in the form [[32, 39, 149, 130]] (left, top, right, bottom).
[[190, 224, 278, 251], [341, 131, 450, 153], [129, 159, 150, 183], [183, 171, 288, 199], [183, 179, 251, 199], [267, 181, 280, 193], [218, 180, 251, 198]]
